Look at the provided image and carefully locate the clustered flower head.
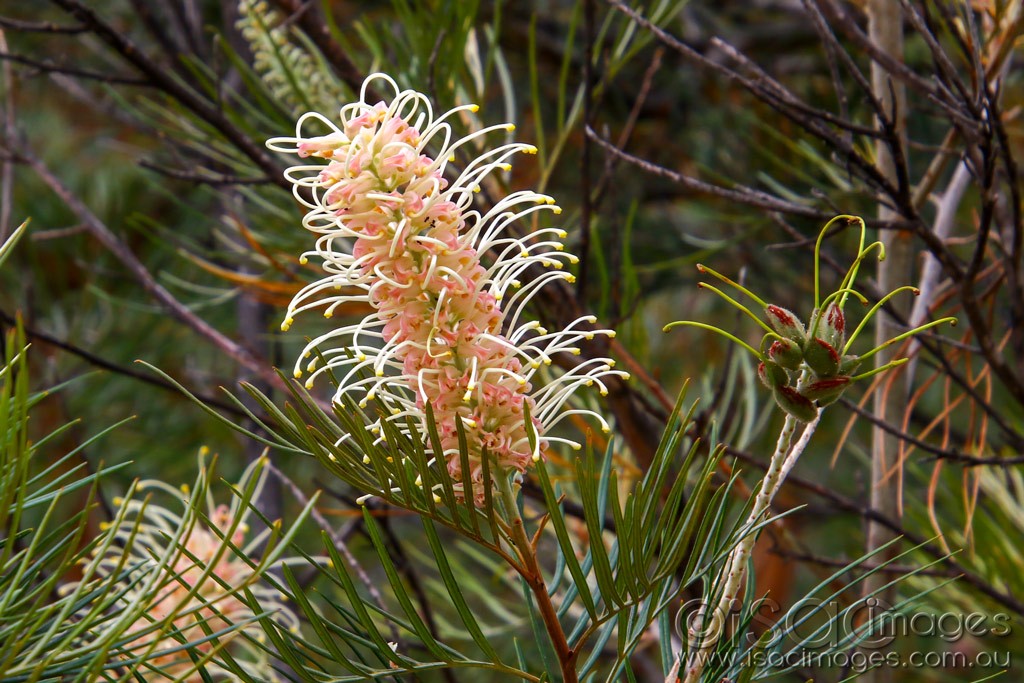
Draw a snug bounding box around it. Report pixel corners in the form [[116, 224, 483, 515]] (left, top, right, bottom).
[[72, 456, 297, 681], [267, 74, 626, 499], [666, 215, 956, 422]]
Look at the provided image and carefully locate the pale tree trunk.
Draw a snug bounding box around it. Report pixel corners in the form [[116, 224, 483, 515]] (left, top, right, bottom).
[[866, 3, 908, 682]]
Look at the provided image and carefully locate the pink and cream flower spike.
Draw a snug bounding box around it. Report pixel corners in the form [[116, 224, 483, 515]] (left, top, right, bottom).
[[267, 73, 626, 499], [77, 455, 300, 681]]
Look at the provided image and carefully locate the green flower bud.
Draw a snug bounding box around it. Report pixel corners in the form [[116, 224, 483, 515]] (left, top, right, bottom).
[[772, 384, 819, 422], [765, 304, 806, 343], [768, 338, 803, 370], [799, 376, 851, 406], [817, 302, 845, 349], [758, 360, 790, 390], [804, 337, 841, 377]]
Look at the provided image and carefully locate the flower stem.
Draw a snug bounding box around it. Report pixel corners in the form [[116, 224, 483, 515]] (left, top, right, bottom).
[[683, 413, 816, 683], [496, 471, 578, 683]]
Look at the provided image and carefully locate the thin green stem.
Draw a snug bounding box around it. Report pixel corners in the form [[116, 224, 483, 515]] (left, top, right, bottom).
[[663, 321, 763, 360], [850, 357, 909, 381], [814, 215, 865, 308], [856, 317, 958, 363], [697, 282, 777, 336], [837, 240, 885, 308], [696, 264, 768, 309], [843, 286, 920, 354]]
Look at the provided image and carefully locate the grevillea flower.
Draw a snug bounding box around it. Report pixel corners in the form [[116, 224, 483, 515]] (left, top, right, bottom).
[[72, 456, 298, 681], [267, 74, 626, 497]]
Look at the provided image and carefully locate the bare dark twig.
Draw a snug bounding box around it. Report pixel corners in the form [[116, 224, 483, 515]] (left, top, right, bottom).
[[45, 0, 291, 193], [0, 51, 150, 86], [6, 139, 286, 394]]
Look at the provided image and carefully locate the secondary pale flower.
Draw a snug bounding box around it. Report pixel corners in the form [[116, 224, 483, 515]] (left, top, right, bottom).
[[268, 74, 626, 498], [75, 456, 297, 681]]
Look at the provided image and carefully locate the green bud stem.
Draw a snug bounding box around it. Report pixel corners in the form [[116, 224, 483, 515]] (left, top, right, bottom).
[[695, 264, 768, 309], [842, 286, 920, 354], [814, 215, 866, 308], [663, 321, 763, 360], [854, 316, 958, 363], [697, 282, 779, 337]]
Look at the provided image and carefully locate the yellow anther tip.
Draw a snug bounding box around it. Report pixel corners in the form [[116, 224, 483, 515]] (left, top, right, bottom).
[[506, 124, 516, 131], [566, 275, 577, 283], [599, 388, 608, 396], [324, 310, 333, 318], [304, 379, 314, 389], [607, 331, 616, 338], [299, 256, 308, 265], [524, 145, 538, 154], [375, 369, 385, 377], [602, 425, 611, 433], [558, 230, 568, 238], [470, 104, 480, 113], [532, 453, 542, 462], [112, 497, 124, 506], [363, 455, 371, 464], [553, 207, 563, 215], [433, 494, 443, 503], [293, 369, 303, 379], [448, 154, 456, 162]]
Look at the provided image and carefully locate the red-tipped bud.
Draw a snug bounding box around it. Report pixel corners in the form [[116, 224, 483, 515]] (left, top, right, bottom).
[[799, 376, 851, 406], [765, 305, 806, 343], [816, 302, 845, 348], [772, 384, 819, 422], [768, 338, 803, 370], [758, 360, 790, 390], [804, 337, 841, 377]]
